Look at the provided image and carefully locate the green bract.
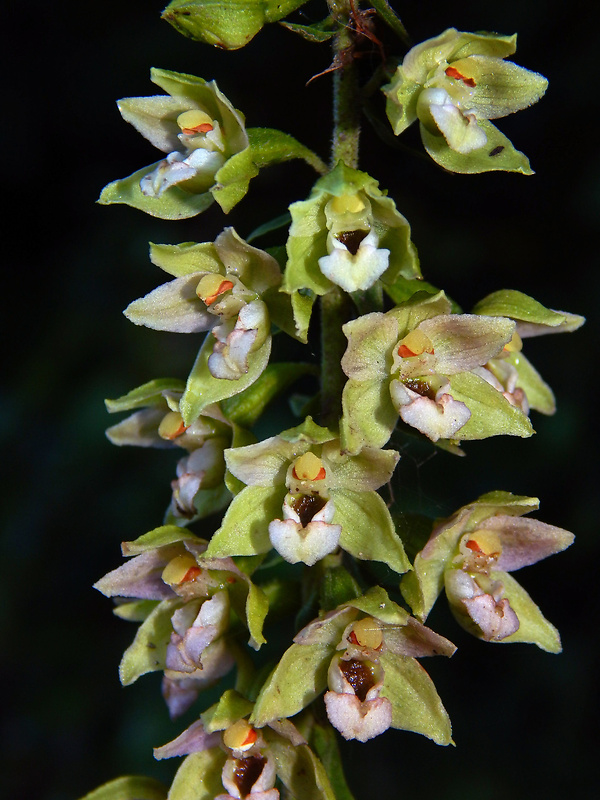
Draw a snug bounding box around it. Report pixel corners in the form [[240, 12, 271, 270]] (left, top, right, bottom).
[[163, 0, 309, 50], [99, 69, 254, 218], [383, 28, 547, 174], [340, 291, 534, 453], [284, 162, 420, 339], [401, 491, 574, 652], [205, 417, 409, 572]]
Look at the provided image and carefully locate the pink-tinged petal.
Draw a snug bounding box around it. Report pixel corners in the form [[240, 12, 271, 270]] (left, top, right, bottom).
[[293, 607, 357, 645], [267, 719, 307, 746], [324, 691, 392, 742], [383, 618, 457, 658], [463, 594, 520, 641], [93, 551, 176, 600], [161, 674, 201, 719], [154, 719, 221, 759], [124, 275, 213, 333], [445, 569, 519, 641], [268, 518, 341, 566], [478, 515, 574, 571]]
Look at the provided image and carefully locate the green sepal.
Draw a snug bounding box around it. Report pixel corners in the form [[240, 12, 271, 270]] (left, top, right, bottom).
[[240, 578, 269, 648], [340, 375, 397, 453], [149, 241, 220, 277], [334, 489, 411, 575], [205, 484, 286, 557], [251, 643, 332, 726], [105, 378, 185, 413], [251, 609, 356, 727], [379, 652, 453, 745], [309, 721, 356, 800], [291, 289, 316, 342], [167, 750, 225, 800], [122, 525, 204, 555], [280, 416, 335, 444], [472, 289, 585, 333], [200, 689, 254, 732], [420, 118, 533, 175], [401, 491, 540, 620], [491, 571, 562, 653], [248, 127, 327, 174], [119, 598, 182, 685], [447, 372, 534, 439], [280, 17, 335, 42], [78, 775, 168, 800], [212, 146, 259, 213], [162, 0, 309, 50], [113, 599, 159, 622], [98, 163, 215, 220], [180, 333, 272, 426], [264, 729, 337, 800], [221, 363, 317, 428]]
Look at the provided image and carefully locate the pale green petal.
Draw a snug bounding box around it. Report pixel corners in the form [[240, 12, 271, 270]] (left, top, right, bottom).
[[447, 372, 534, 439], [149, 241, 221, 277], [117, 95, 186, 152], [167, 750, 225, 800]]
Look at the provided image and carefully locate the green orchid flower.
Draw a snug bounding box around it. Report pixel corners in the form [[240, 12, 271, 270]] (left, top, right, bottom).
[[340, 291, 534, 454], [401, 491, 574, 652], [250, 587, 455, 745], [94, 527, 269, 716], [383, 28, 547, 174], [205, 418, 409, 573], [99, 69, 255, 218], [472, 289, 585, 415], [284, 162, 420, 340]]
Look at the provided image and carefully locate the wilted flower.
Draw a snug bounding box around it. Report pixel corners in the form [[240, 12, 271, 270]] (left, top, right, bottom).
[[383, 29, 547, 174], [94, 528, 269, 716], [105, 380, 235, 524], [401, 491, 574, 651], [99, 68, 254, 218]]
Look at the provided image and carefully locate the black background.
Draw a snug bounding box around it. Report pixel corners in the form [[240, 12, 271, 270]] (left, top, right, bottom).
[[2, 1, 598, 798]]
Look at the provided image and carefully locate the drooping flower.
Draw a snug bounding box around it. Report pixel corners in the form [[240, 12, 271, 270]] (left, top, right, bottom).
[[383, 29, 547, 174], [251, 587, 455, 744], [401, 491, 574, 652], [340, 291, 534, 453], [205, 417, 409, 574], [472, 289, 585, 415], [99, 68, 255, 218], [94, 527, 269, 717], [104, 379, 237, 525]]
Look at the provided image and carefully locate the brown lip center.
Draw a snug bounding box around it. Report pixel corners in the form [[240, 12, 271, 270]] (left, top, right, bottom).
[[233, 755, 267, 798], [292, 494, 327, 527], [339, 658, 376, 702], [336, 229, 369, 256]]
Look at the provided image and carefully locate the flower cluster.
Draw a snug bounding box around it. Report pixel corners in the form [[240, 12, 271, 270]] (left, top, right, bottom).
[[89, 12, 582, 800]]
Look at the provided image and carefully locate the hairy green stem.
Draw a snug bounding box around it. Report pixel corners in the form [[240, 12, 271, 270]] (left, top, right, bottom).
[[320, 2, 363, 428], [330, 2, 361, 168]]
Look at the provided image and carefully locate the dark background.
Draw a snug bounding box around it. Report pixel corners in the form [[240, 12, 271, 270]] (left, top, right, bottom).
[[2, 1, 598, 798]]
